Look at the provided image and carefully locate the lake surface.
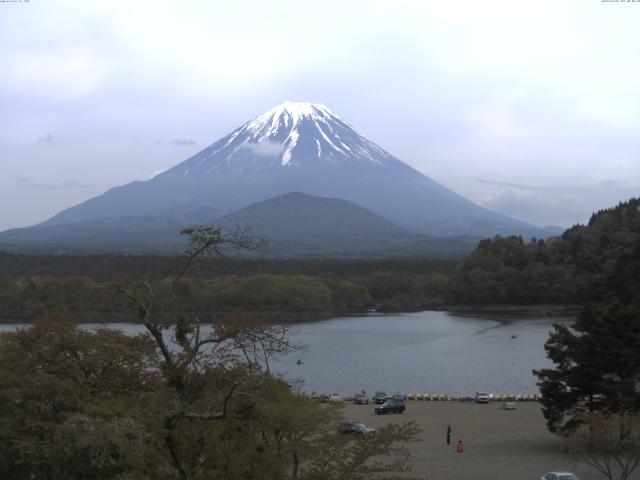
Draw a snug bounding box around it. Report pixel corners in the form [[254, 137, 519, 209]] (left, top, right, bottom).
[[0, 311, 572, 397]]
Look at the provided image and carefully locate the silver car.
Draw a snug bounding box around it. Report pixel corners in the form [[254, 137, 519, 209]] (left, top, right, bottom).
[[541, 472, 579, 480], [338, 421, 376, 436], [502, 395, 517, 410], [353, 392, 369, 404]]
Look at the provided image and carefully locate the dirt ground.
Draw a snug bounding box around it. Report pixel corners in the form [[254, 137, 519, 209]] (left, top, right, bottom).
[[342, 401, 639, 480]]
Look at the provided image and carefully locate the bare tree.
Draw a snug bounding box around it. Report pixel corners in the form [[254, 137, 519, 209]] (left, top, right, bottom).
[[568, 412, 640, 480], [102, 226, 299, 480]]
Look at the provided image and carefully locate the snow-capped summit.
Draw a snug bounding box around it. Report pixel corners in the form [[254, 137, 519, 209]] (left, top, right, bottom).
[[39, 102, 551, 239], [167, 101, 399, 175], [251, 101, 336, 127]]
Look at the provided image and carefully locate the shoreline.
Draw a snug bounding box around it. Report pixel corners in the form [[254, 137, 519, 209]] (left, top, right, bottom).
[[0, 304, 579, 325], [431, 303, 580, 317], [370, 303, 580, 318]]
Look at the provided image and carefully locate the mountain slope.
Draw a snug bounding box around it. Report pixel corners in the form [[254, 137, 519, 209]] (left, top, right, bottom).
[[39, 101, 549, 238], [0, 192, 478, 257], [0, 206, 220, 253], [216, 192, 405, 238], [212, 192, 477, 257], [0, 216, 191, 253]]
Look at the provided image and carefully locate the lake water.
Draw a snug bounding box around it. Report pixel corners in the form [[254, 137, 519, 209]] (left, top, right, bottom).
[[0, 311, 572, 397]]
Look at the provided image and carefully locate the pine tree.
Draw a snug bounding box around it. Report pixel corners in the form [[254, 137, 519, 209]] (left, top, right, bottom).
[[534, 239, 640, 433]]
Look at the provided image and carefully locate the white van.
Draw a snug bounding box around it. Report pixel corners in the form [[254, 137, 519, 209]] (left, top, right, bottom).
[[475, 392, 490, 403]]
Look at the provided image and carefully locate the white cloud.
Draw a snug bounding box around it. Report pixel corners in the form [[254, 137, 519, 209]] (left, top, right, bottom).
[[244, 140, 285, 157], [478, 179, 640, 227], [149, 168, 168, 179]]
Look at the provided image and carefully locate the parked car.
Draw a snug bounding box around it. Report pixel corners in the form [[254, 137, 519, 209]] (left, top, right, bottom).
[[475, 392, 490, 404], [578, 393, 606, 407], [392, 391, 408, 401], [328, 393, 342, 403], [502, 395, 517, 410], [353, 392, 369, 404], [338, 421, 376, 436], [375, 400, 406, 415], [540, 472, 579, 480], [374, 391, 387, 404]]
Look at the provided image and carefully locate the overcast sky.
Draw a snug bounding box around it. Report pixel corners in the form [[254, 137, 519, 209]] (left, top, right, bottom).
[[1, 0, 639, 231]]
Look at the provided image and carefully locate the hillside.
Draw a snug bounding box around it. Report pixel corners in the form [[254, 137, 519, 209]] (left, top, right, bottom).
[[216, 192, 405, 238], [449, 197, 640, 305], [0, 216, 191, 254]]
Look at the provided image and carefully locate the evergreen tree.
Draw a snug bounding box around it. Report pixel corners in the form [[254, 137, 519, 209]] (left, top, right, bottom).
[[534, 239, 640, 433]]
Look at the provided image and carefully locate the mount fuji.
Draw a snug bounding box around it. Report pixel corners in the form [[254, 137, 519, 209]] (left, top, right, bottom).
[[1, 102, 556, 254]]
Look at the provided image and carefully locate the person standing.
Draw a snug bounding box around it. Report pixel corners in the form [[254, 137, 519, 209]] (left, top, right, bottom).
[[446, 425, 451, 445], [456, 440, 464, 453]]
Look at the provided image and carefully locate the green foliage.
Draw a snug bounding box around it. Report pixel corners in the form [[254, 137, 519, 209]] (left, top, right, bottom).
[[0, 235, 465, 320], [450, 198, 640, 305], [0, 313, 421, 480], [362, 270, 414, 299], [534, 233, 640, 433], [321, 278, 372, 310], [361, 270, 452, 310], [0, 315, 164, 480], [209, 274, 333, 312]]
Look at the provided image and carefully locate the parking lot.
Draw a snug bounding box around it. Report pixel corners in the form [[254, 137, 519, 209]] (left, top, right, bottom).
[[342, 401, 628, 480]]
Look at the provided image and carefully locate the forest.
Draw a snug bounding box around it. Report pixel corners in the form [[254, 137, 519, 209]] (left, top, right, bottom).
[[449, 197, 640, 305]]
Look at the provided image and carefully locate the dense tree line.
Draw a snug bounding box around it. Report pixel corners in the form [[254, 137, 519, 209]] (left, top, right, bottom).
[[0, 268, 459, 323], [532, 201, 640, 480], [449, 198, 640, 305], [0, 274, 371, 323], [0, 252, 455, 282], [535, 236, 640, 433], [0, 261, 456, 323]]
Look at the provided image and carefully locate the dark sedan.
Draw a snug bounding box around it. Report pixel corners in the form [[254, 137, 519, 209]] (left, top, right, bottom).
[[374, 400, 406, 415]]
